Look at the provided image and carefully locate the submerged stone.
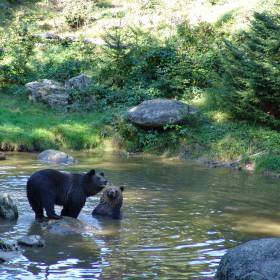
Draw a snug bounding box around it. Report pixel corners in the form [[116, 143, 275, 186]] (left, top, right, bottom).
[[0, 239, 20, 262], [18, 235, 46, 248], [0, 152, 6, 160], [37, 149, 75, 164], [0, 193, 18, 221], [41, 216, 96, 236]]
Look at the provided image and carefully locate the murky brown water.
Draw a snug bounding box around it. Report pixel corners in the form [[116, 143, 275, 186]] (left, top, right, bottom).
[[1, 152, 280, 279]]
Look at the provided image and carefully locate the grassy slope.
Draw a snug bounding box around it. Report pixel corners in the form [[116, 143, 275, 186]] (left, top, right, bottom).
[[0, 93, 104, 151], [1, 0, 280, 174]]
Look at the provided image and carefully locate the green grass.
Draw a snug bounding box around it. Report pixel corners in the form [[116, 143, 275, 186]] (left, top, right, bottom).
[[0, 92, 105, 151], [1, 0, 280, 175]]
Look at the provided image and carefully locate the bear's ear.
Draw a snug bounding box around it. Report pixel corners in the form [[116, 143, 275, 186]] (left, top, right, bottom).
[[120, 186, 124, 192], [88, 169, 95, 176], [100, 172, 105, 177]]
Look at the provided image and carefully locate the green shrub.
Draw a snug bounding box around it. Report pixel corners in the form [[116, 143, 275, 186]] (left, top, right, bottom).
[[0, 17, 36, 86], [219, 11, 280, 128], [64, 0, 95, 29], [255, 154, 280, 173]]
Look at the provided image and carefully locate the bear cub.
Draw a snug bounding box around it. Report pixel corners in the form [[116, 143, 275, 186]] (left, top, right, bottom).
[[92, 185, 124, 219], [27, 169, 107, 220]]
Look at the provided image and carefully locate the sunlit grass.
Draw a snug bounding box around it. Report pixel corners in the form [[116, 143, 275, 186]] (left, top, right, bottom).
[[0, 93, 105, 151]]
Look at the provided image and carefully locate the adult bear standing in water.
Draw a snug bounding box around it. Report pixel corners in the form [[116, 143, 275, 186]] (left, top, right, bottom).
[[27, 169, 107, 220]]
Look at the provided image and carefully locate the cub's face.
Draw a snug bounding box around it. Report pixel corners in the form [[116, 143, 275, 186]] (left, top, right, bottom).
[[103, 186, 124, 207], [107, 187, 123, 200], [86, 169, 108, 195]]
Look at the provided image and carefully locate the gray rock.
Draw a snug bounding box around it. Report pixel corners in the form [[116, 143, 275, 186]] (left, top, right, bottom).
[[41, 216, 96, 236], [26, 79, 68, 109], [215, 238, 280, 280], [18, 235, 45, 248], [127, 98, 196, 128], [40, 32, 61, 40], [0, 152, 6, 160], [0, 239, 20, 262], [65, 74, 92, 90], [83, 37, 105, 45], [45, 93, 69, 108], [37, 149, 75, 164], [26, 75, 96, 111], [0, 193, 18, 221]]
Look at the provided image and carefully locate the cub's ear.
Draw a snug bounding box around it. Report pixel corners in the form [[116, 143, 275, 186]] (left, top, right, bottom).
[[100, 172, 105, 177], [88, 169, 95, 176], [120, 186, 124, 192]]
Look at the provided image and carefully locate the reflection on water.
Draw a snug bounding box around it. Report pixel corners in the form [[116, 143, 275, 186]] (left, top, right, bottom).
[[1, 152, 280, 279]]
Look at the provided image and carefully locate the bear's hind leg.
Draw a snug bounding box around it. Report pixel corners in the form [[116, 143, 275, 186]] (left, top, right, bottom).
[[41, 195, 62, 220], [61, 204, 82, 219], [27, 194, 45, 220]]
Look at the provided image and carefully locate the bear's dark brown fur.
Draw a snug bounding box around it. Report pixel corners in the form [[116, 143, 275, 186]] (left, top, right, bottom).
[[27, 169, 107, 220], [92, 185, 124, 219]]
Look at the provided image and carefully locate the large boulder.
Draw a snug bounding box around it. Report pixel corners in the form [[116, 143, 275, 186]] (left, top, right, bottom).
[[65, 74, 91, 90], [37, 149, 75, 164], [215, 238, 280, 280], [26, 79, 68, 109], [25, 74, 95, 110], [127, 98, 196, 128], [0, 193, 18, 221], [41, 216, 96, 236]]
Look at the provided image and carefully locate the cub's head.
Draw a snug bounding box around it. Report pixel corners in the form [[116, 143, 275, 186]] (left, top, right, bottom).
[[85, 169, 108, 196], [103, 186, 124, 207], [92, 185, 124, 219]]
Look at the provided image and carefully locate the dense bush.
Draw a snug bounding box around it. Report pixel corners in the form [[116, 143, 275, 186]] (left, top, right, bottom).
[[63, 0, 95, 29], [0, 18, 36, 86], [219, 12, 280, 128], [97, 23, 222, 105]]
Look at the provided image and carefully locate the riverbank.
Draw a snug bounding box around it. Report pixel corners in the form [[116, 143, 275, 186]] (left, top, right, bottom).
[[1, 0, 280, 175], [2, 92, 280, 176]]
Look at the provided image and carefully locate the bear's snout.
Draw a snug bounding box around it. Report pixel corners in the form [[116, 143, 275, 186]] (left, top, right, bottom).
[[107, 190, 117, 199]]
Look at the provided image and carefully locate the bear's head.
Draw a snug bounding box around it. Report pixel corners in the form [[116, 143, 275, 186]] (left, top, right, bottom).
[[104, 186, 124, 206], [84, 169, 108, 196], [92, 185, 124, 219]]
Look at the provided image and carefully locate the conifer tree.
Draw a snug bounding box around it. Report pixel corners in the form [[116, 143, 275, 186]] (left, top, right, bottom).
[[221, 12, 280, 128]]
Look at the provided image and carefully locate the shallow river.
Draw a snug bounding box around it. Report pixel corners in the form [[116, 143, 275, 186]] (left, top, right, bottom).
[[0, 152, 280, 280]]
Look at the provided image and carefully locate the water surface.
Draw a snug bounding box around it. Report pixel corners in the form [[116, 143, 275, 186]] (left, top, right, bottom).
[[0, 152, 280, 279]]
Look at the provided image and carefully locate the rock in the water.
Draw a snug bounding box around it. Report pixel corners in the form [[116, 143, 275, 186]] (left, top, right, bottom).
[[0, 152, 6, 160], [0, 239, 20, 262], [41, 216, 96, 236], [26, 79, 68, 109], [127, 98, 196, 128], [37, 149, 75, 164], [0, 193, 18, 221], [215, 238, 280, 280], [65, 74, 91, 90], [18, 235, 45, 248]]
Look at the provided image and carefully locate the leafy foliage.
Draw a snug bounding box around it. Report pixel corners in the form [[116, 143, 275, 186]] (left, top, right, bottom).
[[219, 12, 280, 128], [0, 17, 36, 86]]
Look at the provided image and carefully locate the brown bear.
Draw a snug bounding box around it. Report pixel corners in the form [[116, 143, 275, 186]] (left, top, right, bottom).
[[27, 169, 107, 220], [92, 185, 124, 219]]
